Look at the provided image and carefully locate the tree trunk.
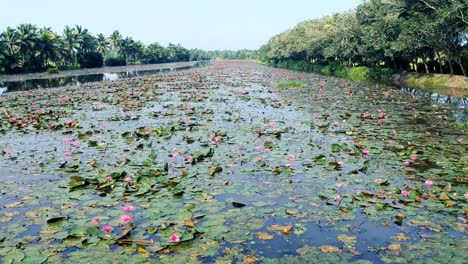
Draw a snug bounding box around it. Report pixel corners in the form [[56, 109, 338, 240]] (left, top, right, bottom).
[[435, 52, 443, 74], [413, 60, 418, 73], [421, 52, 430, 73], [423, 61, 430, 73], [448, 59, 454, 76], [455, 57, 466, 77]]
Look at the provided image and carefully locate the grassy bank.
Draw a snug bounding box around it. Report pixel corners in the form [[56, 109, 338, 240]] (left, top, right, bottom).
[[270, 61, 468, 98], [392, 73, 468, 98]]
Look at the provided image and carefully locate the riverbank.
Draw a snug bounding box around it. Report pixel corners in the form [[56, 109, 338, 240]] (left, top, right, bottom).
[[0, 61, 202, 82], [268, 61, 468, 98], [392, 73, 468, 98]]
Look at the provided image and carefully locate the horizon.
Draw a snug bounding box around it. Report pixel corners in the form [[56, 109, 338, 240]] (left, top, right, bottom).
[[0, 0, 362, 50]]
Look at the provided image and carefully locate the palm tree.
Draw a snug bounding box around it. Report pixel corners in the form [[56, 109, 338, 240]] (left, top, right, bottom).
[[16, 24, 40, 70], [62, 25, 80, 65], [96, 33, 110, 56], [38, 27, 60, 68], [0, 27, 21, 72], [119, 37, 135, 61], [74, 25, 96, 54], [2, 27, 21, 54], [108, 30, 122, 57]]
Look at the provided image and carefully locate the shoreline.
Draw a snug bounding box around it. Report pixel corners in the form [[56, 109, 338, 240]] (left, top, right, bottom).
[[0, 61, 202, 83], [391, 73, 468, 98], [268, 61, 468, 98]]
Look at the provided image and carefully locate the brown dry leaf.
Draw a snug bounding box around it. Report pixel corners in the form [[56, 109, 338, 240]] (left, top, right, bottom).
[[442, 183, 452, 192], [209, 166, 223, 176], [439, 192, 450, 201], [395, 213, 406, 221], [25, 211, 38, 218], [242, 254, 258, 264], [257, 232, 274, 240], [215, 260, 232, 264], [267, 224, 285, 231], [61, 202, 77, 210], [137, 246, 150, 255], [394, 233, 410, 241], [309, 202, 321, 207], [4, 212, 19, 217], [282, 225, 293, 234], [184, 218, 195, 228], [388, 244, 401, 251], [4, 201, 23, 208], [337, 234, 357, 244], [285, 209, 299, 216], [319, 245, 342, 253], [40, 229, 58, 235]]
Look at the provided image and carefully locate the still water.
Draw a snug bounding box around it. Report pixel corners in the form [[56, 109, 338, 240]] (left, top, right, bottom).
[[0, 66, 466, 122], [0, 65, 197, 94]]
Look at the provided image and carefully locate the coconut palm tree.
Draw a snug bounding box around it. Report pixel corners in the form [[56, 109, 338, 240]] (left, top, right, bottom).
[[38, 27, 60, 68], [109, 30, 122, 57], [74, 25, 96, 54], [16, 24, 40, 70], [0, 27, 21, 72], [62, 26, 80, 65], [96, 33, 110, 56]]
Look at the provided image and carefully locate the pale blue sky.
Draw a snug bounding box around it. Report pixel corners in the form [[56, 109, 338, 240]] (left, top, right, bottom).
[[1, 0, 362, 50]]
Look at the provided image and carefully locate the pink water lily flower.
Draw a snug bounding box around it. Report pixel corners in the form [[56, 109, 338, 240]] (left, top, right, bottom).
[[102, 225, 112, 232], [171, 234, 181, 243], [334, 195, 341, 201], [120, 215, 133, 224], [124, 176, 133, 183], [91, 217, 99, 225], [401, 190, 410, 197], [424, 180, 433, 187], [122, 204, 134, 212], [375, 178, 383, 184]]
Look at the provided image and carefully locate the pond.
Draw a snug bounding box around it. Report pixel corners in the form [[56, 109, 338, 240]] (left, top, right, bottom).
[[0, 62, 205, 95], [0, 61, 466, 263]]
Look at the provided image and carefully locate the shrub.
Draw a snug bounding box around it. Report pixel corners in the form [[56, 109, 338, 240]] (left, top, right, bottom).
[[348, 67, 370, 82], [104, 57, 127, 66], [77, 52, 104, 68], [368, 67, 392, 82], [47, 67, 60, 74], [320, 65, 333, 76], [334, 66, 349, 79]]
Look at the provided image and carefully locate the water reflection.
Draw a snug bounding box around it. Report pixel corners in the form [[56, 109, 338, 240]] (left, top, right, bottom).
[[401, 87, 467, 122], [0, 63, 203, 95]]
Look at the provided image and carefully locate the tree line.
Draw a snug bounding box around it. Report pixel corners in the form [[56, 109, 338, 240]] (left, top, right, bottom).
[[0, 24, 256, 74], [259, 0, 468, 76]]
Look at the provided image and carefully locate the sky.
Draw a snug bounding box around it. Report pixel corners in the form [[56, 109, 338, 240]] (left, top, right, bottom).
[[0, 0, 363, 50]]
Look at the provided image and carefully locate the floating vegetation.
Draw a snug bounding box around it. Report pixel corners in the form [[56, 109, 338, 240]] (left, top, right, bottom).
[[0, 61, 466, 263]]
